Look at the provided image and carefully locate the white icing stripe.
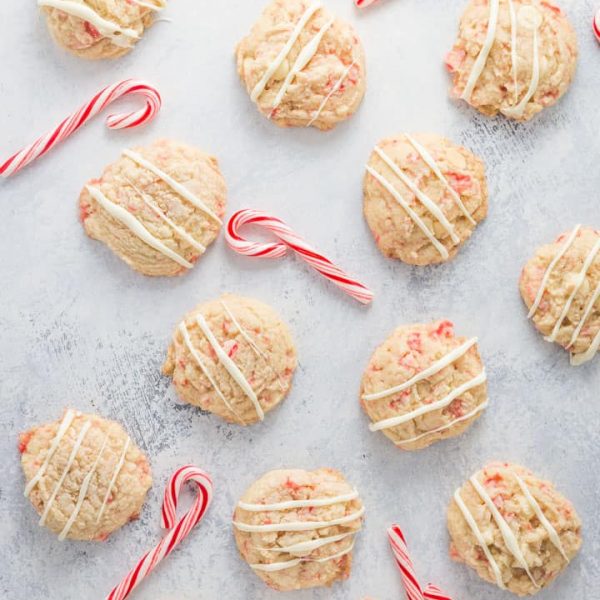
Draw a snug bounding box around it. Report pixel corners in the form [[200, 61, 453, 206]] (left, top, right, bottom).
[[374, 147, 460, 244], [461, 0, 500, 100], [528, 225, 581, 318], [453, 489, 505, 589], [122, 150, 222, 225], [363, 338, 478, 402], [234, 507, 365, 533], [238, 490, 359, 512], [37, 0, 139, 47], [250, 540, 355, 572], [251, 1, 322, 102], [24, 410, 77, 497], [307, 60, 356, 127], [196, 314, 264, 421], [366, 165, 449, 260], [369, 372, 487, 432], [59, 432, 109, 540], [96, 437, 130, 524], [571, 328, 600, 366], [512, 472, 569, 563], [508, 0, 519, 103], [86, 185, 193, 269], [272, 19, 334, 110], [405, 134, 477, 227], [470, 474, 539, 587], [395, 400, 488, 447], [568, 282, 600, 349], [546, 239, 600, 343], [125, 178, 206, 254], [130, 0, 166, 9], [255, 531, 356, 555], [39, 421, 92, 527], [179, 322, 246, 425]]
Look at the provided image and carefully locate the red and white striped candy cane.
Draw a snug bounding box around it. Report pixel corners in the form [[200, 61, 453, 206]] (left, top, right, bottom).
[[0, 78, 162, 178], [226, 209, 374, 305], [388, 525, 453, 600], [594, 9, 600, 43], [105, 465, 213, 600]]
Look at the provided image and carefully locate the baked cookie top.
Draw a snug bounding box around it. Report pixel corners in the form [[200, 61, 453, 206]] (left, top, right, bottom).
[[448, 462, 582, 596], [19, 409, 152, 541], [520, 226, 600, 365], [236, 0, 366, 130], [80, 139, 226, 277], [38, 0, 166, 60], [446, 0, 577, 121], [163, 294, 297, 426], [233, 468, 364, 591], [361, 320, 488, 450]]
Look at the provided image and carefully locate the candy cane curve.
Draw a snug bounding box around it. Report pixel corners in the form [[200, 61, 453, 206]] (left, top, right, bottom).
[[0, 79, 162, 178], [105, 465, 213, 600], [594, 9, 600, 43], [226, 209, 374, 305]]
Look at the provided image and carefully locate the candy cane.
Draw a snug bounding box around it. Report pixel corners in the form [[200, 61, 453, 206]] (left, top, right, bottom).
[[105, 465, 213, 600], [0, 79, 162, 178], [594, 9, 600, 43], [226, 209, 374, 305], [388, 525, 453, 600]]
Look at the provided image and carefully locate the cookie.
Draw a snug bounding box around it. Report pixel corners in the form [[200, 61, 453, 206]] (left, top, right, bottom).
[[445, 0, 577, 121], [448, 462, 582, 596], [80, 139, 226, 277], [19, 409, 152, 541], [520, 225, 600, 366], [38, 0, 165, 60], [363, 133, 488, 266], [360, 320, 488, 450], [235, 0, 366, 130], [233, 468, 364, 591], [163, 294, 297, 425]]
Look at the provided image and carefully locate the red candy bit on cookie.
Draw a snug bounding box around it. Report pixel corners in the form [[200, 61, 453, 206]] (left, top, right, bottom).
[[18, 431, 33, 454]]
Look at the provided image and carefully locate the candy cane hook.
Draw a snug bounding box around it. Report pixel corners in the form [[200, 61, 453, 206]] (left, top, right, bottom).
[[0, 79, 162, 178]]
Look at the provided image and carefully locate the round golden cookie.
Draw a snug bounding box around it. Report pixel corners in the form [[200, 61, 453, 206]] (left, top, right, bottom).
[[235, 0, 366, 130], [448, 462, 582, 596], [19, 409, 152, 541], [163, 294, 297, 426], [363, 133, 488, 266], [39, 0, 166, 60], [520, 226, 600, 366], [233, 468, 364, 591], [445, 0, 577, 121], [360, 320, 488, 450], [80, 139, 226, 277]]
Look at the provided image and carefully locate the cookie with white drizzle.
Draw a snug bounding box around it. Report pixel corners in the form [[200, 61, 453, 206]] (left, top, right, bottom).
[[446, 0, 577, 122], [520, 226, 600, 365], [235, 0, 366, 130], [361, 320, 488, 450], [163, 294, 297, 426], [364, 133, 488, 266], [80, 139, 226, 277], [19, 410, 151, 541], [233, 468, 364, 591], [38, 0, 166, 60], [448, 462, 582, 596]]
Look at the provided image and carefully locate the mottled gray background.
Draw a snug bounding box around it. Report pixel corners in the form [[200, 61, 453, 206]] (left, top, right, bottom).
[[1, 1, 599, 598]]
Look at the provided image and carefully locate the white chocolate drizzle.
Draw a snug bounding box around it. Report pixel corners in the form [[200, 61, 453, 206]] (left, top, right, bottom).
[[238, 489, 359, 512], [469, 473, 539, 587], [568, 282, 600, 350], [307, 60, 357, 127], [196, 314, 264, 421], [251, 1, 322, 102], [96, 436, 130, 524], [571, 328, 600, 366], [508, 0, 519, 103], [122, 149, 222, 225], [130, 0, 166, 9], [24, 410, 77, 498], [59, 432, 109, 540], [369, 371, 487, 432], [38, 0, 139, 47], [453, 488, 506, 589], [86, 185, 193, 269], [39, 420, 92, 527], [363, 337, 479, 402], [254, 531, 356, 555], [178, 322, 246, 425]]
